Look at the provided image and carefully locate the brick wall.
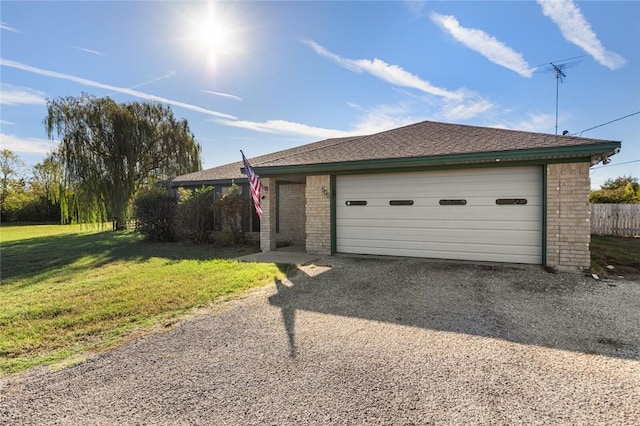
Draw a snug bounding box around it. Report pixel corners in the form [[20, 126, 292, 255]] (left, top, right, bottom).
[[546, 162, 591, 272], [305, 175, 331, 254], [260, 177, 276, 252], [276, 183, 306, 246]]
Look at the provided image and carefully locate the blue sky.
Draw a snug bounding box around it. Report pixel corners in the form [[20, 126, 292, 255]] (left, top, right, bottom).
[[1, 1, 638, 189]]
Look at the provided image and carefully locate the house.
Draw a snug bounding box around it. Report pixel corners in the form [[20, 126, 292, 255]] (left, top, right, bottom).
[[167, 120, 620, 272]]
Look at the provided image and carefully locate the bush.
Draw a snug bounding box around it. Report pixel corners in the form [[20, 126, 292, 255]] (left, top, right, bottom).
[[133, 188, 178, 242], [177, 186, 216, 243], [218, 183, 246, 246]]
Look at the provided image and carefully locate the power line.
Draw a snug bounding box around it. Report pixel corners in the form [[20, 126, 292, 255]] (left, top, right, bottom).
[[577, 111, 640, 136], [591, 159, 640, 170]]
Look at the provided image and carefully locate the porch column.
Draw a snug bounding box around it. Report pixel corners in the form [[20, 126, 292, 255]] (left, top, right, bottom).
[[260, 177, 277, 252]]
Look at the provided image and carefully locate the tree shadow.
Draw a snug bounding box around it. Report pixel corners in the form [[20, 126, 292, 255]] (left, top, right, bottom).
[[1, 231, 254, 286], [268, 257, 640, 361]]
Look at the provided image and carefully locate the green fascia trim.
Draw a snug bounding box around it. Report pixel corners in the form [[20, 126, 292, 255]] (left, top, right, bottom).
[[541, 165, 547, 266], [254, 142, 621, 176], [163, 178, 248, 187], [330, 175, 337, 255]]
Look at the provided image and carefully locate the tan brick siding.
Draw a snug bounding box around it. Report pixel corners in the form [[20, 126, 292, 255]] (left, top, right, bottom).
[[305, 175, 331, 255], [260, 177, 276, 252], [276, 183, 306, 246], [546, 162, 591, 272]]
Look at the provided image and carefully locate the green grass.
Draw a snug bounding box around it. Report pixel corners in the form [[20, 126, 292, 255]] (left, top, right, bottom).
[[590, 235, 640, 279], [0, 225, 286, 376]]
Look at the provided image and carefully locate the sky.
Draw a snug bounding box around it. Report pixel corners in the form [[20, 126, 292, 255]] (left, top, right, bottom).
[[1, 1, 638, 189]]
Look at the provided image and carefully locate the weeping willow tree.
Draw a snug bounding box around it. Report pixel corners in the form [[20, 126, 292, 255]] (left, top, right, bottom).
[[45, 94, 202, 228]]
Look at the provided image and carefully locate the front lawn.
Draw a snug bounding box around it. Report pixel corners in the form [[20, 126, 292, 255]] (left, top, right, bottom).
[[0, 225, 285, 376]]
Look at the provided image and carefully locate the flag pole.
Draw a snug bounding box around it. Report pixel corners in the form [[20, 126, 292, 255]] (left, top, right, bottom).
[[241, 150, 263, 219]]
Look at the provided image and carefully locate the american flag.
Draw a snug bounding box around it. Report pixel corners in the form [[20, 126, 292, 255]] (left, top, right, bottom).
[[241, 151, 262, 218]]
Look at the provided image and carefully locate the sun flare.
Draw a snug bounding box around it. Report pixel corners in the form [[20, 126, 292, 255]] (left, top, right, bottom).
[[184, 2, 243, 69]]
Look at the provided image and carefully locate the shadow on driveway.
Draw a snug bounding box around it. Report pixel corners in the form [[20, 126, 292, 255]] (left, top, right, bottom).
[[269, 256, 640, 361]]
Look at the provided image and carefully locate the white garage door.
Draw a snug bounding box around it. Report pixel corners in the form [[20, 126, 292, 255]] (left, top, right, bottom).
[[336, 166, 542, 264]]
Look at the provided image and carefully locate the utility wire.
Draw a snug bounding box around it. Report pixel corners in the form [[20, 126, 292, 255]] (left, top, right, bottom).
[[577, 111, 640, 136], [591, 159, 640, 170]]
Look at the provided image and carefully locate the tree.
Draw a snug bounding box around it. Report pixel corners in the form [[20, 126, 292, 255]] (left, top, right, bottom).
[[31, 154, 63, 222], [0, 149, 27, 221], [590, 175, 640, 204], [600, 175, 639, 191], [45, 94, 202, 228]]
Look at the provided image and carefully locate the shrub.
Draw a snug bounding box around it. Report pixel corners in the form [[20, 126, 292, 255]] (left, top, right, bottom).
[[133, 188, 178, 242], [177, 186, 216, 244], [218, 183, 246, 246]]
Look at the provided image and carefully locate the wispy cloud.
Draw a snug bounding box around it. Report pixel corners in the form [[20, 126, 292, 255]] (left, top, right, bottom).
[[102, 71, 177, 98], [537, 0, 626, 70], [71, 46, 105, 56], [302, 40, 463, 100], [0, 120, 15, 126], [216, 99, 433, 140], [393, 87, 497, 123], [0, 21, 19, 33], [0, 58, 237, 120], [504, 113, 556, 133], [0, 84, 47, 105], [430, 13, 533, 77], [128, 71, 176, 90], [214, 90, 499, 140], [0, 133, 57, 154], [347, 102, 427, 134], [441, 97, 495, 121], [405, 1, 427, 17], [215, 118, 351, 139], [203, 90, 243, 102]]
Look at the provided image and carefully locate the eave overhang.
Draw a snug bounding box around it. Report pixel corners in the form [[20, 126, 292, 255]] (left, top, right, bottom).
[[250, 142, 622, 176], [160, 178, 249, 188]]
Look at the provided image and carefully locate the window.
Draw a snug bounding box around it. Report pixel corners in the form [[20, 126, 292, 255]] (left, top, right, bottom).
[[439, 199, 467, 206], [345, 200, 367, 206], [389, 200, 414, 206], [496, 198, 527, 205]]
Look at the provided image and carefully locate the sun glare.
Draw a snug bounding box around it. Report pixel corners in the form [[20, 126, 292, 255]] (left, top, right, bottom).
[[184, 2, 243, 70]]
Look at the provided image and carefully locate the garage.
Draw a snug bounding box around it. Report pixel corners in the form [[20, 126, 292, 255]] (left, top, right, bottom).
[[336, 166, 543, 264]]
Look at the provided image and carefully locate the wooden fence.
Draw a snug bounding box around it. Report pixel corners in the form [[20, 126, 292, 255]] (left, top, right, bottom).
[[591, 204, 640, 237]]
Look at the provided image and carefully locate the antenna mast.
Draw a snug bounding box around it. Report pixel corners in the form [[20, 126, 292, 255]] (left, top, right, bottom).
[[534, 56, 583, 136], [550, 62, 566, 136]]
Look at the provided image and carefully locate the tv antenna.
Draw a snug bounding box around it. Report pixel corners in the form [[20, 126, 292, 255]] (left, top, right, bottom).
[[534, 56, 584, 135]]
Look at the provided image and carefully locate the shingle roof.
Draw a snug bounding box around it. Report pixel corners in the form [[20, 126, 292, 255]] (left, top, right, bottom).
[[168, 120, 620, 185], [168, 136, 359, 185], [253, 120, 617, 167]]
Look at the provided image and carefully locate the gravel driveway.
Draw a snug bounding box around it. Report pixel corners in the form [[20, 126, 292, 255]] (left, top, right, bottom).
[[2, 256, 639, 425]]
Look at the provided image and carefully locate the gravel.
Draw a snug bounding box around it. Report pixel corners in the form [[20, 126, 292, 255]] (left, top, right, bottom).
[[2, 256, 639, 425]]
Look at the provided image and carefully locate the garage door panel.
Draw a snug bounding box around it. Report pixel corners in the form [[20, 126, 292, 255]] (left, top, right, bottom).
[[336, 166, 542, 264], [338, 244, 540, 264], [339, 169, 539, 186], [337, 226, 541, 244], [338, 218, 540, 231], [337, 206, 541, 221], [337, 183, 540, 198]]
